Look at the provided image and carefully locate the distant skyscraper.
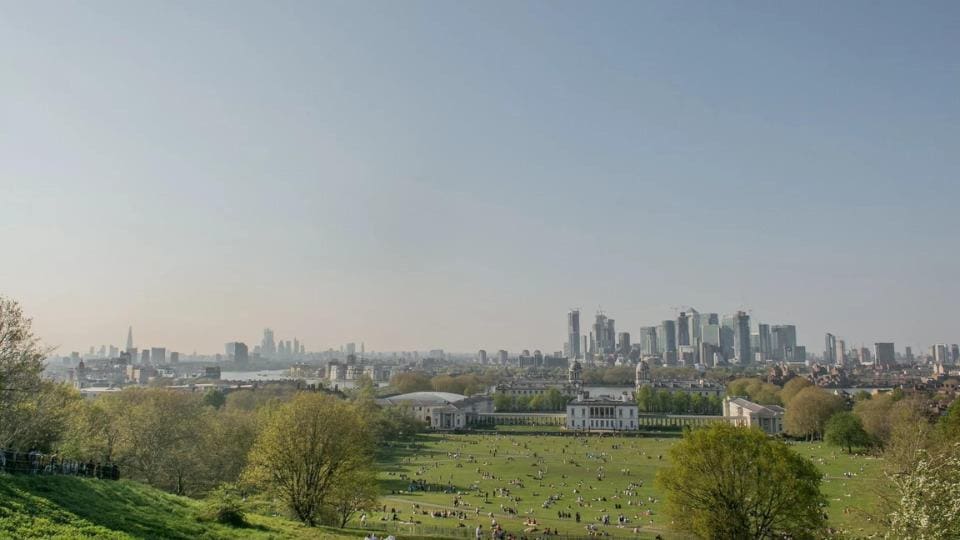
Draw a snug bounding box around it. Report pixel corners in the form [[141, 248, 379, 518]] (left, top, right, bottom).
[[770, 325, 797, 361], [498, 350, 509, 364], [757, 324, 772, 360], [226, 342, 249, 364], [150, 347, 166, 365], [824, 333, 837, 365], [688, 308, 702, 345], [617, 332, 631, 355], [933, 344, 950, 365], [605, 318, 616, 355], [261, 329, 276, 358], [141, 349, 151, 365], [677, 312, 690, 347], [477, 349, 487, 364], [836, 339, 846, 367], [169, 351, 179, 363], [723, 312, 751, 364], [639, 327, 658, 356], [875, 343, 895, 369], [904, 346, 913, 362], [346, 343, 356, 356], [125, 326, 134, 351], [567, 310, 581, 359], [951, 344, 959, 365], [658, 320, 677, 355]]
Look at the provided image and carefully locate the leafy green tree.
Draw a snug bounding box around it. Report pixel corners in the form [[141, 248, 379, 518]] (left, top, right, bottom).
[[202, 388, 226, 409], [784, 386, 845, 440], [326, 469, 380, 527], [824, 412, 871, 453], [0, 296, 79, 451], [244, 393, 373, 526], [493, 392, 513, 412], [544, 387, 569, 411], [672, 392, 691, 414], [657, 423, 826, 539], [388, 372, 432, 394], [635, 386, 653, 412], [853, 393, 896, 450], [936, 398, 960, 444], [780, 377, 813, 405]]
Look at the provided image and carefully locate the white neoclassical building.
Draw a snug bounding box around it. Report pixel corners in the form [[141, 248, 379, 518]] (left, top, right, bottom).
[[565, 393, 639, 431], [723, 397, 785, 435]]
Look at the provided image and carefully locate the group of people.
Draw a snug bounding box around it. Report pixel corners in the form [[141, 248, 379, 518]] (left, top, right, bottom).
[[372, 433, 669, 538], [0, 449, 119, 480]]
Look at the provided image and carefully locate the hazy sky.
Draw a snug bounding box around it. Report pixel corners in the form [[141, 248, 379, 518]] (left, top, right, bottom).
[[2, 1, 958, 355]]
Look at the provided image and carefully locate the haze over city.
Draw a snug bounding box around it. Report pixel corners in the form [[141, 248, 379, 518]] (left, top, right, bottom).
[[3, 1, 958, 354]]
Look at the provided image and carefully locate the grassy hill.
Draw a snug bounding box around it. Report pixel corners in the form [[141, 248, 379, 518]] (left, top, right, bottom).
[[0, 474, 356, 540]]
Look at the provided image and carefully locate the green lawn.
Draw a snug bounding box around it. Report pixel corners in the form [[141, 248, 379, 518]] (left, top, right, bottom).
[[0, 474, 357, 540], [373, 433, 886, 539]]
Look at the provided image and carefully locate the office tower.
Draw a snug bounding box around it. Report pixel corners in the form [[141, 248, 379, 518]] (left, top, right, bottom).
[[618, 332, 631, 355], [605, 318, 616, 355], [704, 313, 719, 325], [151, 347, 166, 365], [285, 340, 293, 356], [757, 323, 772, 360], [293, 338, 300, 357], [261, 329, 276, 358], [581, 336, 588, 360], [567, 310, 581, 359], [688, 308, 702, 345], [126, 326, 134, 351], [108, 345, 118, 358], [771, 325, 797, 361], [639, 327, 658, 356], [951, 344, 960, 365], [346, 343, 356, 356], [699, 342, 719, 367], [226, 342, 249, 363], [856, 347, 871, 365], [836, 340, 846, 367], [905, 346, 914, 362], [658, 320, 677, 354], [478, 350, 487, 364], [824, 333, 837, 365], [722, 312, 751, 364], [933, 344, 950, 365], [169, 351, 179, 363], [875, 343, 895, 369], [677, 312, 690, 347], [141, 349, 151, 365], [701, 323, 721, 347], [794, 346, 807, 364], [720, 316, 735, 361], [498, 350, 508, 364]]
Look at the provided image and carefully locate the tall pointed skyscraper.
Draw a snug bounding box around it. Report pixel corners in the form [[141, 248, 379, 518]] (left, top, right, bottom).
[[126, 326, 134, 351]]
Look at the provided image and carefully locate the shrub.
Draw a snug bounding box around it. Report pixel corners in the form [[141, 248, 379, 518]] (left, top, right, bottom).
[[197, 483, 247, 527]]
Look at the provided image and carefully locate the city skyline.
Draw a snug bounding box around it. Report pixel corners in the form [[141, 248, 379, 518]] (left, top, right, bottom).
[[3, 2, 959, 354]]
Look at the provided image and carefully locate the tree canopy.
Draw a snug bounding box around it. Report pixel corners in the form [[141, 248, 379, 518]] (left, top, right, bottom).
[[244, 393, 373, 526], [784, 386, 845, 440], [657, 423, 826, 539]]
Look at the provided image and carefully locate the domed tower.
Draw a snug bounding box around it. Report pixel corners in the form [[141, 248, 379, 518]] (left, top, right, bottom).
[[635, 358, 650, 390], [568, 359, 583, 390]]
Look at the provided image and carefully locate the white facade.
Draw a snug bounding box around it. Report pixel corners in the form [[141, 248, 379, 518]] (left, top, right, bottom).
[[565, 396, 639, 431], [723, 397, 784, 435]]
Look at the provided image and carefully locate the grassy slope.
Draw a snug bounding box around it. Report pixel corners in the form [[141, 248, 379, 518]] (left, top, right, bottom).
[[0, 475, 355, 540]]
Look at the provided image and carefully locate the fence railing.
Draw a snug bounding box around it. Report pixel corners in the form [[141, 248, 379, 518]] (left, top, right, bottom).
[[0, 449, 120, 480]]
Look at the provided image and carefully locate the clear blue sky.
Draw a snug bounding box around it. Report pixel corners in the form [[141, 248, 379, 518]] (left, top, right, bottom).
[[1, 1, 958, 355]]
